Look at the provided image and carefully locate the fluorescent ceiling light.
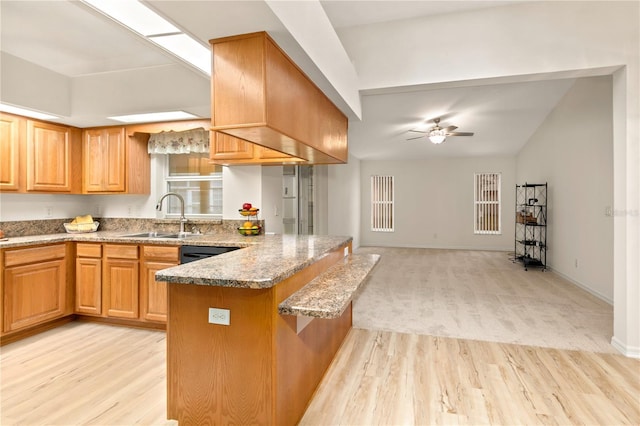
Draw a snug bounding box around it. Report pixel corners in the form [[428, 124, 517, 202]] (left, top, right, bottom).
[[108, 111, 199, 124], [151, 34, 211, 74], [82, 0, 211, 75], [0, 103, 59, 120], [83, 0, 179, 36]]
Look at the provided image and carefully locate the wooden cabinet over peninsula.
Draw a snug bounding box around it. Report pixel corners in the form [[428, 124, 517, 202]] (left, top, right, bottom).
[[210, 31, 348, 165], [156, 235, 371, 425]]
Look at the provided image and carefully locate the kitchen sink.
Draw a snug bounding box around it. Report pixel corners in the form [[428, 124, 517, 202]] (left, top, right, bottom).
[[121, 232, 191, 239]]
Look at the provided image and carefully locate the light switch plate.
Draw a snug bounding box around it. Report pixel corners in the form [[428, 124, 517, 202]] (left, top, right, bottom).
[[208, 307, 230, 325]]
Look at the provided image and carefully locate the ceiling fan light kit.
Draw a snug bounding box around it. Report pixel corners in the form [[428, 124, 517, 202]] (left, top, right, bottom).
[[428, 129, 447, 144], [408, 117, 474, 144]]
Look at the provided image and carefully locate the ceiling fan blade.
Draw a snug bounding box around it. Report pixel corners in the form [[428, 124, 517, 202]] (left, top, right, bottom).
[[408, 129, 428, 133], [444, 125, 458, 131], [447, 132, 474, 137], [406, 136, 425, 140]]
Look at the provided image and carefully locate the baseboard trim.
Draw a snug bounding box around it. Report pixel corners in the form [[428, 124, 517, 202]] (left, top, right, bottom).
[[548, 268, 613, 305], [359, 243, 512, 252], [611, 336, 640, 358]]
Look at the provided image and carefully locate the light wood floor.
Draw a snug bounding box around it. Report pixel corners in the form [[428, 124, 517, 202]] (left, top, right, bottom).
[[1, 248, 638, 425], [2, 322, 638, 425], [0, 322, 176, 426], [301, 328, 640, 425]]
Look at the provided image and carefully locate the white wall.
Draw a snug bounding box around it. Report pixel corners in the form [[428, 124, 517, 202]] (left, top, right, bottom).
[[328, 154, 361, 248], [517, 76, 614, 302], [222, 166, 262, 220], [360, 157, 515, 250], [261, 166, 284, 234]]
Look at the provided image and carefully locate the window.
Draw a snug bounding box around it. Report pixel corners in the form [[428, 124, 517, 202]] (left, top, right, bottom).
[[474, 172, 501, 234], [163, 153, 222, 218], [371, 175, 394, 232]]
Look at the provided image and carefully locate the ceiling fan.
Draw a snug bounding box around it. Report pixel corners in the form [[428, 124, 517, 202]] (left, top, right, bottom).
[[407, 118, 474, 144]]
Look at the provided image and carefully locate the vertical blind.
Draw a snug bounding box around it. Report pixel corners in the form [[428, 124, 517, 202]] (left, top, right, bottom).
[[474, 172, 501, 234], [371, 175, 394, 232]]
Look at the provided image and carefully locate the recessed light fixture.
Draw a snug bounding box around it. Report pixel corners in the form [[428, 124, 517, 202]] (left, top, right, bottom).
[[81, 0, 211, 75], [108, 111, 199, 124], [0, 103, 59, 120]]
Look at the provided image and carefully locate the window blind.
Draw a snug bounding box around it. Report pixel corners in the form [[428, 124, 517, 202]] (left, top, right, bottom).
[[474, 172, 501, 234], [371, 175, 394, 232]]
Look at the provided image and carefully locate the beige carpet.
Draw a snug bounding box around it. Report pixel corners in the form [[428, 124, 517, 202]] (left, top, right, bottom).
[[352, 247, 616, 353]]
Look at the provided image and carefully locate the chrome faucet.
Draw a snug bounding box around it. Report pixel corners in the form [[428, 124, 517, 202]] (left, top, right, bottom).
[[156, 192, 187, 234]]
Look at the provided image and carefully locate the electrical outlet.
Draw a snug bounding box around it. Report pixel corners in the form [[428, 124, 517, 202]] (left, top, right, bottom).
[[45, 206, 53, 218], [208, 308, 230, 326], [94, 204, 102, 215], [574, 258, 578, 268], [127, 205, 133, 217]]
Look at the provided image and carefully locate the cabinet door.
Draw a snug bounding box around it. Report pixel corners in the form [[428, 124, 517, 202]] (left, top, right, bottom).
[[103, 245, 139, 319], [103, 258, 139, 319], [140, 261, 174, 322], [210, 132, 254, 160], [0, 113, 23, 191], [83, 128, 126, 193], [26, 120, 73, 192], [76, 257, 102, 315], [3, 258, 66, 332]]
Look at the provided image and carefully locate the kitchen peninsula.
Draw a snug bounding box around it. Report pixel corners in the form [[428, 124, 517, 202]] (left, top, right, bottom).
[[156, 234, 378, 425], [0, 229, 379, 424]]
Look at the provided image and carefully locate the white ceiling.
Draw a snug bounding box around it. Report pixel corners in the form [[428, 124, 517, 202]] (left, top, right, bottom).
[[0, 0, 578, 160]]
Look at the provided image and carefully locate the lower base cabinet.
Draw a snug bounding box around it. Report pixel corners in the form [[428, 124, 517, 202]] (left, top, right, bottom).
[[3, 244, 71, 333], [103, 244, 139, 319], [140, 245, 179, 323], [76, 243, 102, 315], [74, 243, 174, 324]]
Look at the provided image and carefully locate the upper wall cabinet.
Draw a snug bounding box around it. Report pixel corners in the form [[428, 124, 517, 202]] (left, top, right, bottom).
[[209, 132, 307, 166], [82, 127, 149, 194], [210, 32, 348, 164], [0, 113, 82, 194], [0, 113, 24, 191], [26, 120, 82, 193]]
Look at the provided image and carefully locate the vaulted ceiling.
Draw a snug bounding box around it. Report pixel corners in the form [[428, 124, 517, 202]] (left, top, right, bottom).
[[0, 1, 588, 160]]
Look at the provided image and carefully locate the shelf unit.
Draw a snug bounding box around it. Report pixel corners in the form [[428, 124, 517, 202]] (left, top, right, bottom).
[[514, 183, 547, 271]]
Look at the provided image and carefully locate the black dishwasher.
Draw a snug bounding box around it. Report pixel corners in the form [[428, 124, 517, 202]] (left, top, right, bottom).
[[180, 245, 241, 264]]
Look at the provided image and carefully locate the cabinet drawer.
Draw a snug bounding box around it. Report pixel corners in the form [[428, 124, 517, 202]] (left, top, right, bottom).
[[77, 243, 102, 258], [142, 245, 180, 262], [104, 244, 138, 260], [5, 244, 66, 267]]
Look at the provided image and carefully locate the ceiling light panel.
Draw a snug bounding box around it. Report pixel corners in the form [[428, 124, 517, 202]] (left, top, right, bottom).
[[82, 0, 179, 36], [108, 111, 198, 123], [150, 34, 211, 74]]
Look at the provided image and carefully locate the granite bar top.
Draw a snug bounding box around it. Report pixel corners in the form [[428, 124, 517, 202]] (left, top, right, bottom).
[[278, 253, 381, 319]]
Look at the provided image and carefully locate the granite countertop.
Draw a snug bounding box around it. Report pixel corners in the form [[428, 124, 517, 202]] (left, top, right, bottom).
[[0, 231, 353, 291], [156, 234, 352, 289], [0, 231, 261, 249]]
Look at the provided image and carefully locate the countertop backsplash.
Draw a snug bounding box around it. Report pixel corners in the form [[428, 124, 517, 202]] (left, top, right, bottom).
[[0, 218, 262, 238]]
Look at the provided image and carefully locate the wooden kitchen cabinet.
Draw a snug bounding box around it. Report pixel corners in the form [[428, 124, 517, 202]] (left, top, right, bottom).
[[0, 112, 25, 191], [2, 244, 71, 333], [82, 127, 150, 194], [83, 127, 126, 192], [210, 132, 306, 166], [26, 119, 82, 193], [210, 32, 348, 164], [75, 243, 102, 315], [103, 244, 139, 319], [140, 245, 179, 323]]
